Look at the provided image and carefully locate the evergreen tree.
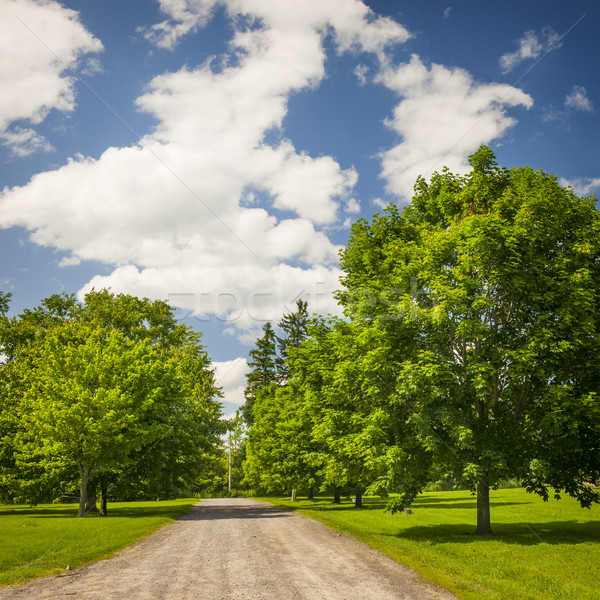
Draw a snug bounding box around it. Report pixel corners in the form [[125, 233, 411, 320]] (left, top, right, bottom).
[[241, 322, 277, 425], [276, 299, 309, 382]]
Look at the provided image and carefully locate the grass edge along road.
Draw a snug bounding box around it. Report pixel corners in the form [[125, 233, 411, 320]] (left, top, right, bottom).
[[0, 497, 197, 587], [258, 488, 600, 600]]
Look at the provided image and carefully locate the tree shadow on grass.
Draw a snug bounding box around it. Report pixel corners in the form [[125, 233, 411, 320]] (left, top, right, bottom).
[[279, 495, 526, 513], [393, 521, 600, 546], [412, 500, 527, 510], [0, 503, 197, 519], [0, 507, 80, 518]]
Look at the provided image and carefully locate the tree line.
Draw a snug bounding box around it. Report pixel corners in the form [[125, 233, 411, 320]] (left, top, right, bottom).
[[0, 290, 225, 517], [241, 147, 600, 535]]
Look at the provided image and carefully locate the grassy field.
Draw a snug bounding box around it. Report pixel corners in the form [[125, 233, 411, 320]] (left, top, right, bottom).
[[0, 498, 197, 587], [259, 488, 600, 600]]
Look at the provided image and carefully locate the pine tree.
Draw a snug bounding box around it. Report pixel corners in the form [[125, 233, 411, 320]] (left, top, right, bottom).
[[241, 322, 277, 425], [276, 300, 309, 382]]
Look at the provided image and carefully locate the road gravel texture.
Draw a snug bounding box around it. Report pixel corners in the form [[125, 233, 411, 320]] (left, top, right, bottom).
[[0, 497, 457, 599]]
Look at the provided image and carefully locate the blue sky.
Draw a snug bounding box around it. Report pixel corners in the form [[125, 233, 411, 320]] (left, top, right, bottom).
[[0, 0, 598, 415]]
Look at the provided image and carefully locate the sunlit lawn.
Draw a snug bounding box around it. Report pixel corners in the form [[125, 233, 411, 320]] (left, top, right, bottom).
[[259, 488, 600, 600], [0, 498, 197, 587]]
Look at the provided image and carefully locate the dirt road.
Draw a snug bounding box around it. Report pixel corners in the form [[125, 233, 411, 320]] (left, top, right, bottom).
[[0, 498, 456, 599]]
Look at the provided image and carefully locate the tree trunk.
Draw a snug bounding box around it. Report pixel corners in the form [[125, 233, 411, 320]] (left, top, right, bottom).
[[78, 464, 90, 518], [307, 487, 314, 500], [85, 492, 98, 514], [99, 485, 108, 517], [475, 479, 492, 536], [332, 486, 341, 504], [355, 486, 363, 508], [291, 488, 297, 502]]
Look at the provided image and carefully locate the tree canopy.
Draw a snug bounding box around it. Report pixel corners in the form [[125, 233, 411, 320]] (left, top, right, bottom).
[[338, 146, 600, 534], [241, 147, 600, 535], [0, 290, 224, 515]]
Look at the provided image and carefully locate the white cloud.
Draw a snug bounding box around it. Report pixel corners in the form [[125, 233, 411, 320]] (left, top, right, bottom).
[[559, 177, 600, 197], [443, 7, 452, 19], [0, 127, 53, 157], [140, 0, 218, 49], [565, 85, 593, 112], [144, 0, 410, 56], [499, 27, 561, 74], [58, 255, 81, 267], [354, 63, 368, 85], [212, 357, 249, 409], [377, 55, 533, 200], [0, 0, 102, 153], [1, 0, 398, 337]]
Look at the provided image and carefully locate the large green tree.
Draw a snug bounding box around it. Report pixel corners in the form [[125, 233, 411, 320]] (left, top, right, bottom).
[[13, 322, 176, 517], [0, 290, 223, 513], [339, 147, 600, 535]]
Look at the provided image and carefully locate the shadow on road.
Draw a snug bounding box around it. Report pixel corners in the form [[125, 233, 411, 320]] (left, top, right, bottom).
[[181, 500, 292, 521]]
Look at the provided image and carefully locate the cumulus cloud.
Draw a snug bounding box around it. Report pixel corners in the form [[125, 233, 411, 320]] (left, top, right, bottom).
[[143, 0, 410, 55], [0, 0, 533, 342], [212, 356, 249, 410], [565, 85, 593, 112], [0, 127, 53, 157], [1, 0, 400, 337], [376, 55, 533, 200], [139, 0, 218, 49], [499, 27, 561, 74], [0, 0, 102, 153], [559, 176, 600, 197]]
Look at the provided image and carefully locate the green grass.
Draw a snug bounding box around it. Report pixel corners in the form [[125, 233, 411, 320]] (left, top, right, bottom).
[[257, 488, 600, 600], [0, 498, 197, 587]]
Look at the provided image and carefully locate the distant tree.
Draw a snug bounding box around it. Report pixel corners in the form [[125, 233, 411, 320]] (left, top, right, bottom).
[[243, 302, 315, 496], [276, 299, 309, 382], [241, 322, 277, 426], [0, 290, 11, 317], [295, 318, 396, 507], [339, 146, 600, 534], [244, 380, 320, 496]]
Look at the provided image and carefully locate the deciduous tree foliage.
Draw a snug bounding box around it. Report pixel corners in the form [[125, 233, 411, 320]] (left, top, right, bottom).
[[243, 302, 317, 494], [0, 290, 223, 514], [293, 318, 396, 507], [339, 147, 600, 534], [17, 323, 176, 517]]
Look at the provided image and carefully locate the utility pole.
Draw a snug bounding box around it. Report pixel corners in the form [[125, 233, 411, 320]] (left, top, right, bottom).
[[228, 431, 232, 493]]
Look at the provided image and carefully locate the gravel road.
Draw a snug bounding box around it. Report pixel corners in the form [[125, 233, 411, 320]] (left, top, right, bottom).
[[0, 498, 457, 599]]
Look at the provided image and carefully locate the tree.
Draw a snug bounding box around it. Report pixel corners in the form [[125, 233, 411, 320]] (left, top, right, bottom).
[[243, 302, 316, 496], [112, 335, 224, 504], [276, 300, 309, 382], [0, 290, 11, 317], [339, 146, 600, 534], [0, 293, 82, 504], [13, 322, 177, 516], [294, 318, 398, 507], [241, 322, 277, 426], [0, 290, 223, 512]]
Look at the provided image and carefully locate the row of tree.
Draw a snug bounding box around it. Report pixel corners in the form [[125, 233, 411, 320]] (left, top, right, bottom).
[[242, 147, 600, 535], [0, 290, 225, 516]]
